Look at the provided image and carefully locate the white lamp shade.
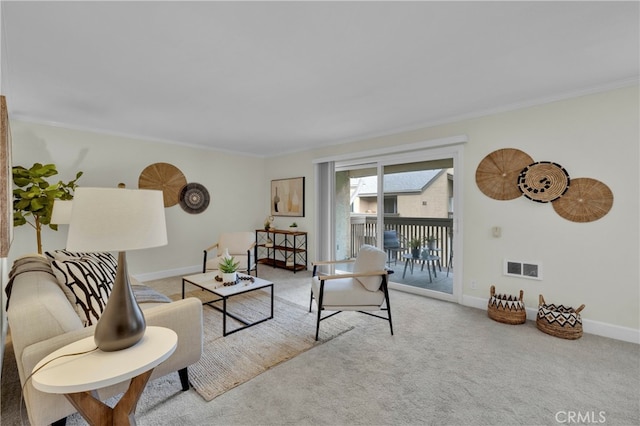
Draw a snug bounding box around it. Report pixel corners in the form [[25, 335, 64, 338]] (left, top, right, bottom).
[[66, 187, 167, 252], [51, 200, 74, 225]]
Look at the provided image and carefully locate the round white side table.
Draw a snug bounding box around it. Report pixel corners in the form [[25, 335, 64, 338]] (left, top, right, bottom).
[[32, 326, 177, 425]]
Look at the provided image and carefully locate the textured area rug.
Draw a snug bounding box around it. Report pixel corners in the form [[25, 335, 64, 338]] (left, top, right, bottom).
[[0, 289, 352, 424], [172, 289, 353, 401]]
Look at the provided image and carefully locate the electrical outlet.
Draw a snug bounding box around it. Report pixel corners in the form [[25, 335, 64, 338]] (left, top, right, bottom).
[[470, 280, 477, 289]]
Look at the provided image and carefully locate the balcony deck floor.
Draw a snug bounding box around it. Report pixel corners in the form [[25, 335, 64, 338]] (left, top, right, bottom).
[[335, 255, 453, 295], [386, 256, 453, 294]]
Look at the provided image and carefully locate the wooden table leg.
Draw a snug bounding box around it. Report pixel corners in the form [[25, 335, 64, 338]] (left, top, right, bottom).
[[64, 391, 113, 426], [64, 369, 154, 426]]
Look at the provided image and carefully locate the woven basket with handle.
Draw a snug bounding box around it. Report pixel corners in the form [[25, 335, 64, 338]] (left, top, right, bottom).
[[536, 294, 585, 339], [487, 285, 526, 325]]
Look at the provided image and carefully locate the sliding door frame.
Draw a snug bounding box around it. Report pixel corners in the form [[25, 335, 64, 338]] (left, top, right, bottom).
[[313, 135, 467, 304]]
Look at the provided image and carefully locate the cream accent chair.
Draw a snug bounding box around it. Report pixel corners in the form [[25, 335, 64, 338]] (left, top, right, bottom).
[[202, 231, 256, 275], [309, 244, 394, 341]]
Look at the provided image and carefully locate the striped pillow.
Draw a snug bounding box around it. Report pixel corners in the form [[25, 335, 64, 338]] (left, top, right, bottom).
[[46, 250, 118, 273], [51, 257, 116, 326]]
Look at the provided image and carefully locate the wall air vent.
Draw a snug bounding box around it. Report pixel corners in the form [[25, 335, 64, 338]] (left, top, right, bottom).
[[504, 259, 542, 280]]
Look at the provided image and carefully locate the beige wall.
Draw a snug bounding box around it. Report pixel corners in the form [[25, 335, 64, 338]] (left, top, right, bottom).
[[268, 85, 639, 334], [6, 85, 639, 338], [7, 122, 266, 275]]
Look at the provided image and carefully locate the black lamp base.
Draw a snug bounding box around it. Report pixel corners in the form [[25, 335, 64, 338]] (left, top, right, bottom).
[[94, 251, 146, 351]]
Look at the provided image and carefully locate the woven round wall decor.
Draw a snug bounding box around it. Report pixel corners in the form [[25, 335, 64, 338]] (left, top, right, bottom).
[[552, 177, 613, 223], [517, 161, 570, 203], [179, 182, 210, 214], [475, 148, 534, 200], [138, 162, 187, 208]]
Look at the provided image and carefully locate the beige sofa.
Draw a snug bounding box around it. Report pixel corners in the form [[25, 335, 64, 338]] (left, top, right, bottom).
[[6, 254, 203, 426]]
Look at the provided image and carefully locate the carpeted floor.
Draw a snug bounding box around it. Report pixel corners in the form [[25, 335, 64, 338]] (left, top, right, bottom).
[[171, 289, 353, 401], [2, 267, 639, 425]]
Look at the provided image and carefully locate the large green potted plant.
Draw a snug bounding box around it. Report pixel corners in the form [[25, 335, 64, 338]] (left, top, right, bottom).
[[13, 163, 82, 254]]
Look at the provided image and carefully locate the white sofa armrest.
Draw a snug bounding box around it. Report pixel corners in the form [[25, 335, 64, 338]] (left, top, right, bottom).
[[143, 297, 203, 380], [7, 271, 83, 383], [18, 297, 203, 426]]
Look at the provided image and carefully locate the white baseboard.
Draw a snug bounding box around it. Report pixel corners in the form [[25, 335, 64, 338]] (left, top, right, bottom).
[[462, 295, 639, 345], [133, 264, 201, 282], [132, 268, 640, 345]]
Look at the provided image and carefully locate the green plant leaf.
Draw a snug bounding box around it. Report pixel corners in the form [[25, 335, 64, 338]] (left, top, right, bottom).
[[12, 162, 83, 254]]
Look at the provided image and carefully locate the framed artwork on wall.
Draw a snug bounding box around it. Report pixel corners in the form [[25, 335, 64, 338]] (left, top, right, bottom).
[[271, 177, 304, 217], [0, 96, 12, 258]]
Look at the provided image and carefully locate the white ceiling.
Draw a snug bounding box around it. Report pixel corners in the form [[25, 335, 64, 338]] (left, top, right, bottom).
[[1, 1, 638, 157]]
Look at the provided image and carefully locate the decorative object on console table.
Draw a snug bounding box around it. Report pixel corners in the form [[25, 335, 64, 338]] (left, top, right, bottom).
[[271, 177, 305, 217], [66, 187, 168, 351], [289, 222, 298, 231], [263, 215, 275, 230], [255, 229, 307, 273]]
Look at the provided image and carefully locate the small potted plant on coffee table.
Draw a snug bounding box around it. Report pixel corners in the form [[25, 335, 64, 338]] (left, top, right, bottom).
[[219, 256, 240, 285]]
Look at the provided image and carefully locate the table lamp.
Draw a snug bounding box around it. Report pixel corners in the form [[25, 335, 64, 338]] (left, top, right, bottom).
[[50, 200, 73, 225], [66, 187, 167, 351]]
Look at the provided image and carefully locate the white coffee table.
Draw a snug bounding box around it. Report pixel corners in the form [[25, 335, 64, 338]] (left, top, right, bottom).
[[31, 326, 177, 425], [182, 272, 274, 336]]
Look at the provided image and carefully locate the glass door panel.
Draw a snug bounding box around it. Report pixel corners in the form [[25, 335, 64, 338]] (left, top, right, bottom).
[[382, 160, 454, 297], [333, 156, 457, 302], [334, 165, 377, 271]]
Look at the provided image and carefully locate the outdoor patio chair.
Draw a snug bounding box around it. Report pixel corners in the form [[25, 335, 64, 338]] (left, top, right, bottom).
[[309, 244, 393, 340], [202, 231, 256, 275], [383, 229, 405, 266]]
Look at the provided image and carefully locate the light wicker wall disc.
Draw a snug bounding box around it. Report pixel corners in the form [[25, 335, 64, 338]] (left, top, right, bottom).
[[552, 178, 613, 223], [138, 163, 187, 207], [517, 161, 570, 203], [475, 148, 534, 200]]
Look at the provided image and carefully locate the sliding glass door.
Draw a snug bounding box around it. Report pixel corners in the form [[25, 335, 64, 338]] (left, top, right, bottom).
[[314, 136, 465, 303], [334, 159, 455, 300], [381, 160, 454, 298], [334, 164, 377, 262]]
